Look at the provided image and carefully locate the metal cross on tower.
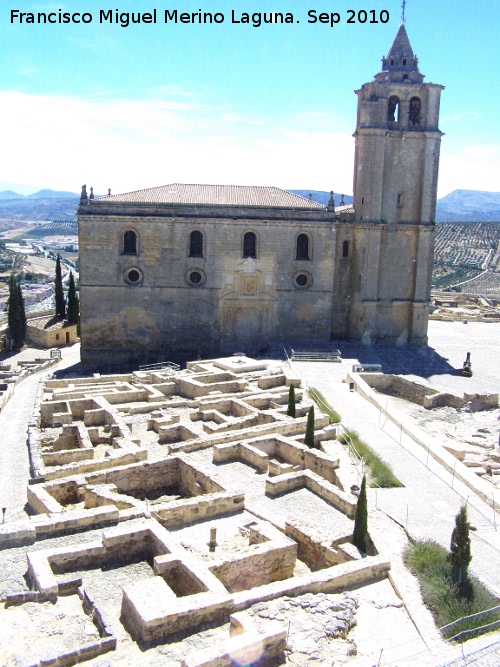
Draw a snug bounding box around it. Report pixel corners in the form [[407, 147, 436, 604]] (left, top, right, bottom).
[[401, 0, 407, 23]]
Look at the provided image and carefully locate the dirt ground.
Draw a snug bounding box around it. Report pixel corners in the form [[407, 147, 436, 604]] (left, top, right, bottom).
[[22, 254, 57, 275]]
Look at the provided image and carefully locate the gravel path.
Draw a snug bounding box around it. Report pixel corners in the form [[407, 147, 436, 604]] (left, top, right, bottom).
[[0, 344, 82, 522]]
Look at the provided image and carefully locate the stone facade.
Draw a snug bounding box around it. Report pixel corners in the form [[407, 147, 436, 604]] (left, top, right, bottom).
[[26, 315, 78, 348], [78, 26, 442, 369]]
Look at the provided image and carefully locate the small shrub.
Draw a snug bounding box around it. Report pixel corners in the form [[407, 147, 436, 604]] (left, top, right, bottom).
[[404, 539, 448, 575], [308, 388, 341, 423], [404, 539, 500, 641], [340, 429, 403, 488]]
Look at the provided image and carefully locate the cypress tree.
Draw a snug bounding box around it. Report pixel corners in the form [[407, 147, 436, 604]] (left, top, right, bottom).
[[17, 280, 26, 344], [352, 474, 368, 553], [287, 384, 296, 418], [54, 254, 66, 319], [304, 405, 316, 448], [66, 271, 79, 325], [449, 504, 472, 593], [7, 274, 27, 348]]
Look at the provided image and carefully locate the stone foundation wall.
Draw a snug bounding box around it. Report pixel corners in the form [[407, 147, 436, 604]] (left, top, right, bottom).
[[181, 621, 286, 667], [464, 392, 499, 411], [257, 374, 286, 390], [84, 457, 180, 494], [209, 529, 297, 593], [423, 392, 466, 409], [285, 521, 352, 570], [178, 458, 224, 495], [266, 470, 356, 518], [360, 373, 437, 406], [154, 492, 245, 528], [177, 374, 248, 399], [44, 449, 148, 481]]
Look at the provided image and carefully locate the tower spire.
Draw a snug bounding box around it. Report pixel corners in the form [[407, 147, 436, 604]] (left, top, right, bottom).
[[377, 24, 423, 84]]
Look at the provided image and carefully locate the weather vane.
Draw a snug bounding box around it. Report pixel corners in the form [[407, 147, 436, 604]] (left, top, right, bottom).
[[401, 0, 407, 23]]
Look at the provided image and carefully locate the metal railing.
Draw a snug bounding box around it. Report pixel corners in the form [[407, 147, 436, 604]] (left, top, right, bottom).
[[441, 605, 500, 642], [138, 360, 180, 372], [290, 348, 341, 362]]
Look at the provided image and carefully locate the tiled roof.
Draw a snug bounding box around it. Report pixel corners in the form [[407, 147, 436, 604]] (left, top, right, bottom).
[[27, 316, 74, 331], [336, 205, 355, 214], [96, 184, 325, 209]]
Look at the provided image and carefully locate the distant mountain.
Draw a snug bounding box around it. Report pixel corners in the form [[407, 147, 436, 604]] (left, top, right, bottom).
[[290, 189, 500, 222], [288, 190, 353, 207], [0, 189, 79, 221], [0, 190, 26, 200], [436, 190, 500, 222], [26, 189, 79, 199], [0, 185, 498, 223]]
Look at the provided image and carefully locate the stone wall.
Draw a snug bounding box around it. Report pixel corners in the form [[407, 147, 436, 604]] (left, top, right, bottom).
[[360, 373, 437, 406], [285, 521, 353, 570], [78, 206, 341, 368], [209, 539, 297, 593], [154, 492, 245, 528], [266, 470, 356, 518]]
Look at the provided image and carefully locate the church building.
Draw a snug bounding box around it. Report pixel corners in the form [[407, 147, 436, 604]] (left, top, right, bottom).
[[78, 25, 444, 369]]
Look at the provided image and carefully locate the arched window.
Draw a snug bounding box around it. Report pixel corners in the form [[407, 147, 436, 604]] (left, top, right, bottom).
[[296, 233, 310, 260], [342, 240, 349, 258], [123, 230, 137, 255], [387, 96, 400, 122], [409, 97, 421, 126], [243, 232, 257, 258], [189, 230, 203, 257]]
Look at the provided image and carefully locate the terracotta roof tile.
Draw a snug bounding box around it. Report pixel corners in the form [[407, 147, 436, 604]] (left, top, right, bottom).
[[96, 184, 325, 209]]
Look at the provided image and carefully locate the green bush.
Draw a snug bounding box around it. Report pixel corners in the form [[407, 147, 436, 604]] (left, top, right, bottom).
[[404, 539, 448, 575], [307, 388, 341, 423], [339, 429, 403, 488], [404, 539, 500, 641]]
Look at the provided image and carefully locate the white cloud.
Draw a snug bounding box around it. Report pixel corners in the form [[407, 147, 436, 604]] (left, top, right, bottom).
[[3, 90, 494, 199], [441, 111, 482, 123], [149, 85, 198, 98], [220, 113, 263, 125], [0, 90, 355, 194]]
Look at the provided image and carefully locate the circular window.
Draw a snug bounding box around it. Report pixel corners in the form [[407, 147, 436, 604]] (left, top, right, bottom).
[[293, 271, 313, 290], [185, 269, 206, 287], [296, 274, 308, 287], [124, 267, 143, 285], [128, 270, 140, 283], [190, 271, 202, 284]]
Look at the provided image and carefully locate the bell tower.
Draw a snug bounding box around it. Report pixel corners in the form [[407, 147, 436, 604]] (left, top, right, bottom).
[[348, 25, 444, 344], [353, 24, 444, 224]]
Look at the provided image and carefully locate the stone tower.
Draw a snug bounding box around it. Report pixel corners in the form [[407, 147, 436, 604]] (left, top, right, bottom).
[[347, 24, 444, 344]]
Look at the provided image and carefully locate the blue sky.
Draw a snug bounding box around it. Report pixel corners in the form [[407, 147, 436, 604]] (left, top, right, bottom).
[[0, 0, 498, 197]]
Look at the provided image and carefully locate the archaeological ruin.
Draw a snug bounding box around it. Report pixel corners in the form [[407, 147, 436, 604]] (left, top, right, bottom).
[[0, 356, 393, 666]]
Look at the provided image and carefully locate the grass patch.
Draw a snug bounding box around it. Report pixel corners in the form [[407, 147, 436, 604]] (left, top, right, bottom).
[[308, 387, 341, 423], [339, 429, 403, 488], [404, 539, 500, 641]]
